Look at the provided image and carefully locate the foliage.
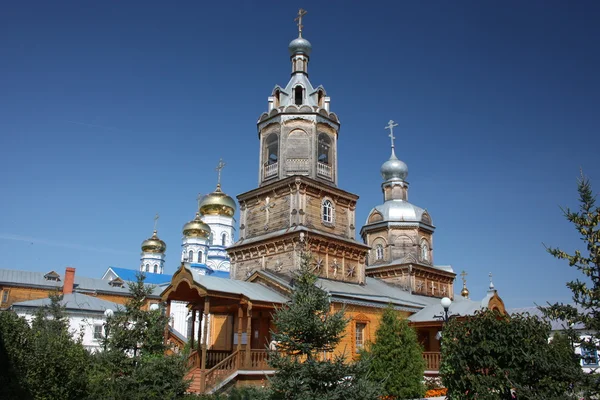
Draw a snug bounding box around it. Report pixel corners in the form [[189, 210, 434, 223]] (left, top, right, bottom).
[[440, 309, 581, 400], [88, 273, 189, 399], [268, 252, 382, 400], [541, 171, 600, 398], [362, 305, 425, 399], [0, 292, 91, 400]]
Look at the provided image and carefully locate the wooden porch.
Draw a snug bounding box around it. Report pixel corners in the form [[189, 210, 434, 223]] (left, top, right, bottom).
[[162, 266, 284, 394]]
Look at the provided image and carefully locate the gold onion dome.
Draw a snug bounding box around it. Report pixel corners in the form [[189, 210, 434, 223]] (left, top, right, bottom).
[[141, 230, 167, 253], [183, 212, 211, 238], [198, 184, 236, 217], [461, 285, 470, 298]]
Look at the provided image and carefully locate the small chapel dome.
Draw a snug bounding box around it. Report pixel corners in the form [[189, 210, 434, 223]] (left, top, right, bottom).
[[183, 213, 211, 239], [198, 185, 236, 217], [141, 231, 166, 253], [288, 36, 312, 56], [380, 152, 408, 181]]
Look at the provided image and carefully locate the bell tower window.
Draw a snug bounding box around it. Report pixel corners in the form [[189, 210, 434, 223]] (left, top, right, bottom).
[[221, 233, 227, 246], [188, 250, 193, 263], [294, 86, 303, 106], [322, 199, 334, 224], [375, 244, 384, 261]]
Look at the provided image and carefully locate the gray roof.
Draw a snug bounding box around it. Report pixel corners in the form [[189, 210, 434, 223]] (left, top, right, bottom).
[[255, 270, 438, 312], [317, 277, 439, 312], [187, 267, 289, 304], [11, 293, 120, 314], [371, 200, 427, 224], [408, 292, 496, 322], [508, 306, 586, 331], [0, 268, 163, 298]]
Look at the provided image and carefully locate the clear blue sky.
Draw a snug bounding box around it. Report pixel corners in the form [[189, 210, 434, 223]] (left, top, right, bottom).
[[1, 1, 598, 308]]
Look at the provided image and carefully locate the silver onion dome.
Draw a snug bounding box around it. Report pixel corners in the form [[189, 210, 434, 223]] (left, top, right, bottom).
[[288, 37, 312, 56], [380, 152, 408, 181]]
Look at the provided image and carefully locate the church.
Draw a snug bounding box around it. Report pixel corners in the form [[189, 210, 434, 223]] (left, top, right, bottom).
[[159, 9, 505, 394]]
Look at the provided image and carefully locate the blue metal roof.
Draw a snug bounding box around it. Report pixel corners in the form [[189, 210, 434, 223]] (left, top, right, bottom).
[[109, 267, 172, 284]]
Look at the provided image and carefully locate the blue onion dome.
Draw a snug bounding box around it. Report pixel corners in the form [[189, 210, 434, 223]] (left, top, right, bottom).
[[380, 151, 408, 181], [141, 230, 166, 253], [198, 184, 236, 217], [182, 212, 211, 239], [288, 36, 312, 56]]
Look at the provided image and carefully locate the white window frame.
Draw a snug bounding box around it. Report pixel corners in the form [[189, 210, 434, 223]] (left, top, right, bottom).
[[93, 324, 104, 340], [322, 198, 334, 225]]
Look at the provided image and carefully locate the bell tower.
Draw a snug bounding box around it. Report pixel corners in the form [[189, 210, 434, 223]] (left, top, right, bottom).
[[228, 9, 369, 283], [258, 9, 338, 187]]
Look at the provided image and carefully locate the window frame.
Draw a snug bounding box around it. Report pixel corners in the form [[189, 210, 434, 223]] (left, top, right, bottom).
[[93, 324, 104, 340], [582, 346, 599, 366], [321, 198, 335, 226], [375, 244, 384, 261], [355, 322, 367, 353], [1, 289, 9, 304]]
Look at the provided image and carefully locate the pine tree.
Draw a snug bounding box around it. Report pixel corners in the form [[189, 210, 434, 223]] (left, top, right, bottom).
[[364, 305, 425, 399], [268, 252, 381, 400], [541, 171, 600, 397]]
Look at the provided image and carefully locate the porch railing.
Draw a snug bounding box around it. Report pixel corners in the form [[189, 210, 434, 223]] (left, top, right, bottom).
[[206, 350, 231, 369], [204, 350, 240, 392], [187, 350, 200, 369], [422, 351, 441, 371]]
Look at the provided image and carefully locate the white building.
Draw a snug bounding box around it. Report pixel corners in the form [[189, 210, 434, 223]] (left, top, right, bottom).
[[11, 292, 120, 353]]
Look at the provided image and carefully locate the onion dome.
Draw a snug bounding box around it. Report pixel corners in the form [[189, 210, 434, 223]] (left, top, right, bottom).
[[183, 212, 211, 238], [381, 150, 408, 181], [461, 285, 470, 299], [198, 185, 236, 217], [141, 230, 166, 253], [288, 36, 312, 56]]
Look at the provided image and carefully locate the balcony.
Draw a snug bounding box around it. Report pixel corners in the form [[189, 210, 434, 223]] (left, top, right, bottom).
[[263, 162, 278, 179], [317, 162, 332, 179]]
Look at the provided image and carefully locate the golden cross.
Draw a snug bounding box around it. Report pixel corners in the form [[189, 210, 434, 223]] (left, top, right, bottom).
[[460, 270, 468, 285], [294, 8, 307, 37], [215, 159, 226, 187], [385, 119, 398, 149], [153, 213, 159, 232], [197, 193, 202, 210]]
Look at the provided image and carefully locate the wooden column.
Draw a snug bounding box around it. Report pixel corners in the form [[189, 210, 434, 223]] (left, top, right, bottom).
[[197, 310, 203, 352], [163, 299, 171, 345], [199, 297, 210, 393], [190, 309, 196, 349], [237, 303, 243, 368], [245, 302, 252, 368]]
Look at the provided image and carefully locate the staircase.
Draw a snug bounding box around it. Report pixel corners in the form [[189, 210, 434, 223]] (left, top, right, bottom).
[[186, 350, 274, 394]]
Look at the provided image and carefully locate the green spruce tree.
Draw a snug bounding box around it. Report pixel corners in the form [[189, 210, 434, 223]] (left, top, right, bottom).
[[541, 171, 600, 397], [364, 305, 425, 399], [268, 252, 381, 400]]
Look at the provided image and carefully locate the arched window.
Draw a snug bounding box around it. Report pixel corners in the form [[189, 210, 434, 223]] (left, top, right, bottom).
[[421, 241, 430, 262], [197, 252, 203, 263], [266, 133, 279, 165], [209, 232, 214, 245], [322, 199, 334, 224], [153, 264, 158, 273], [318, 133, 332, 165], [375, 244, 384, 261], [221, 233, 227, 246], [188, 250, 193, 263], [294, 86, 303, 106], [145, 264, 149, 272]]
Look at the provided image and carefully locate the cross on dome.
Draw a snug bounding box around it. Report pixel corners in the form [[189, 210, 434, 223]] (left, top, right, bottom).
[[215, 158, 226, 189], [385, 119, 398, 150], [294, 8, 307, 37], [153, 213, 159, 232]]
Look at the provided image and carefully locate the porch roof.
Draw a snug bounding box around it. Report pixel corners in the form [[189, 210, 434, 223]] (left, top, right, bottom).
[[163, 265, 289, 304]]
